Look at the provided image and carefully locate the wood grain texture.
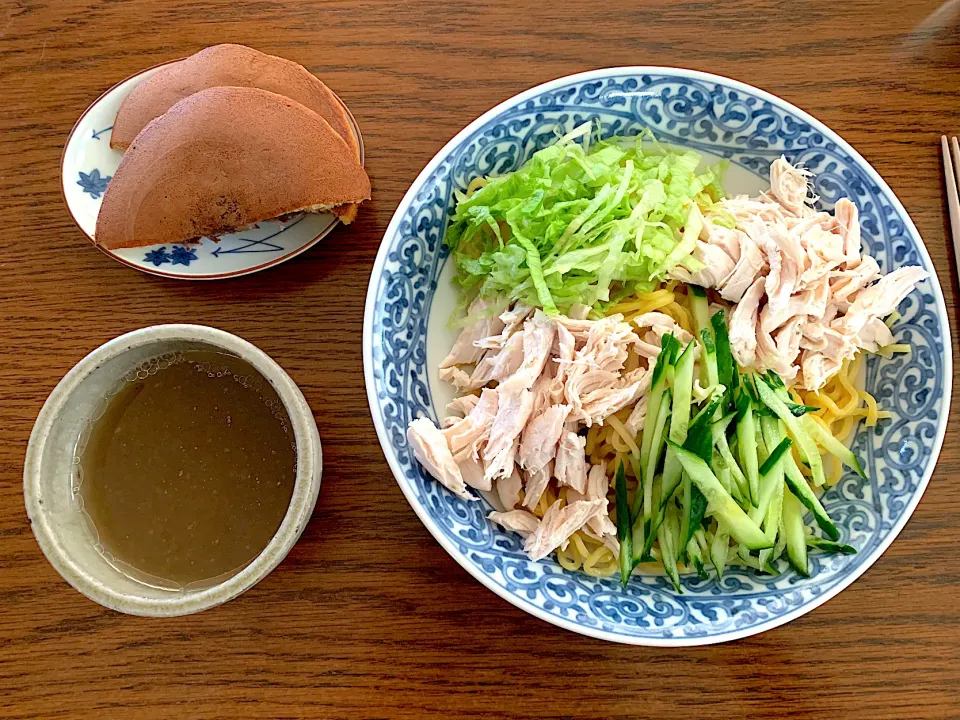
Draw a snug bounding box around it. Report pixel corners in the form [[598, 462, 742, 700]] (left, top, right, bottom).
[[1, 1, 959, 717]]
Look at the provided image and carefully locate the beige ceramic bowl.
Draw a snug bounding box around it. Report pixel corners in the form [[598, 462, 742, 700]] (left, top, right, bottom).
[[24, 325, 322, 616]]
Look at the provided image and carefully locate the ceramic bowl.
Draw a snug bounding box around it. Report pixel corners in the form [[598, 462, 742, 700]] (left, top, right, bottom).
[[364, 67, 951, 645], [61, 61, 364, 280], [24, 325, 322, 616]]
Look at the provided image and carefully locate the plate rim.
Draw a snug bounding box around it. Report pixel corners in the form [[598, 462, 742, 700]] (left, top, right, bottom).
[[362, 66, 953, 645], [60, 57, 365, 281]]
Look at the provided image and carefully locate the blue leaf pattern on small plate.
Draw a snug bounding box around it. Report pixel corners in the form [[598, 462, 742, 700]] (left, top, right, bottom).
[[143, 245, 198, 267], [170, 245, 198, 266], [143, 247, 171, 266], [77, 169, 111, 199], [365, 68, 951, 645]]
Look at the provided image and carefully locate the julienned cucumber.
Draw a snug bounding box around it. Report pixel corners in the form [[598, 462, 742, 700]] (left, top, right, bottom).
[[782, 490, 809, 576], [802, 415, 867, 479], [660, 341, 696, 508], [735, 394, 760, 506], [806, 536, 857, 555], [761, 414, 841, 541], [614, 463, 632, 587], [668, 442, 772, 550], [755, 378, 827, 487]]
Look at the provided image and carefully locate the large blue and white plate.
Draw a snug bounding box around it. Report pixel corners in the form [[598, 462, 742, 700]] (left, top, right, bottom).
[[363, 68, 951, 645], [61, 61, 364, 280]]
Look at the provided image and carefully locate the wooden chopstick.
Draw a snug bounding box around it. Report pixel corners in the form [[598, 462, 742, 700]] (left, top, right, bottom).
[[943, 136, 960, 267]]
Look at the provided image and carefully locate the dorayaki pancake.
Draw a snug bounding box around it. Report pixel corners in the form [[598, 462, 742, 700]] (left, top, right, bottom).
[[95, 86, 371, 250], [110, 44, 359, 160]]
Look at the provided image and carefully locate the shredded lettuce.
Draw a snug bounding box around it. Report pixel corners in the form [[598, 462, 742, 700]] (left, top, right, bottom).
[[445, 124, 724, 316]]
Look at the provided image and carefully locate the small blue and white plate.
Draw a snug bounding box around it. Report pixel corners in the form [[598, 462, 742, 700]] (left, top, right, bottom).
[[61, 61, 364, 280], [364, 68, 952, 645]]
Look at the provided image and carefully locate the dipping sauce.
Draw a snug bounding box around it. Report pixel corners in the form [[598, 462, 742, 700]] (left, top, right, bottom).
[[75, 349, 296, 588]]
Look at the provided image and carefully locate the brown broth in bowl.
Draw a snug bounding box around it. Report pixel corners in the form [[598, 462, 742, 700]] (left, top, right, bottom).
[[75, 349, 296, 588]]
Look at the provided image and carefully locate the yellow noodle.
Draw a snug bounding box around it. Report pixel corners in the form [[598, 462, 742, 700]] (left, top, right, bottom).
[[608, 290, 674, 315], [661, 303, 695, 333], [810, 389, 842, 417], [605, 415, 641, 457], [583, 544, 616, 577], [572, 533, 589, 559], [465, 177, 488, 195], [556, 544, 581, 571], [585, 423, 601, 455], [609, 428, 630, 454], [834, 371, 861, 414], [623, 295, 677, 319], [860, 386, 880, 427]]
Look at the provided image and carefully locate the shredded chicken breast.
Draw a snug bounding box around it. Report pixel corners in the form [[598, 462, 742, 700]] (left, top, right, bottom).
[[669, 156, 927, 390]]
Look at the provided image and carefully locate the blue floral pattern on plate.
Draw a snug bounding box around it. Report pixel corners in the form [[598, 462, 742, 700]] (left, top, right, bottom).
[[77, 169, 111, 199], [364, 68, 951, 645], [143, 245, 199, 267]]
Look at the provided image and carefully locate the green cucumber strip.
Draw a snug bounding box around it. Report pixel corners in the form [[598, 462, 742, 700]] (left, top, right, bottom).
[[756, 377, 827, 487], [679, 475, 692, 562], [783, 456, 840, 540], [736, 395, 760, 506], [801, 415, 867, 479], [690, 287, 716, 388], [758, 437, 793, 477], [772, 521, 787, 563], [749, 438, 789, 527], [670, 342, 696, 442], [763, 561, 782, 576], [630, 515, 645, 565], [700, 329, 720, 389], [638, 475, 664, 563], [714, 410, 736, 435], [668, 442, 772, 550], [758, 474, 784, 568], [694, 527, 709, 555], [805, 536, 857, 555], [660, 341, 696, 510], [615, 462, 632, 587], [788, 403, 820, 417], [712, 414, 748, 489], [689, 284, 710, 330], [782, 490, 809, 577], [711, 311, 734, 407], [764, 370, 785, 389], [735, 552, 764, 571], [684, 485, 708, 550], [639, 334, 677, 482], [710, 522, 730, 578], [686, 392, 724, 462], [689, 392, 725, 440], [636, 389, 672, 522], [660, 502, 683, 592], [686, 536, 708, 579], [762, 415, 841, 541]]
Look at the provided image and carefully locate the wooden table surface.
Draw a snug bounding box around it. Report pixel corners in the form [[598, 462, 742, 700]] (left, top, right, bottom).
[[2, 1, 959, 718]]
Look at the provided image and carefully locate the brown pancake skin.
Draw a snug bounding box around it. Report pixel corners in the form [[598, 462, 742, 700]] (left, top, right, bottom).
[[95, 86, 371, 250], [110, 44, 359, 160]]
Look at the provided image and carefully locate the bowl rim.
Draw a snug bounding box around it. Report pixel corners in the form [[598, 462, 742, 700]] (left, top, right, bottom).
[[59, 57, 365, 281], [362, 66, 953, 645], [24, 324, 322, 616]]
